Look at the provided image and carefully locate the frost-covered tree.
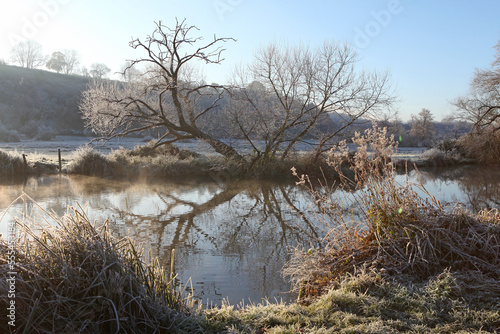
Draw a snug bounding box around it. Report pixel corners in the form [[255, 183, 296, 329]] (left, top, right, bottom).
[[410, 108, 435, 147], [46, 51, 65, 73], [80, 19, 244, 162], [10, 40, 46, 69], [453, 40, 500, 133], [225, 41, 396, 163]]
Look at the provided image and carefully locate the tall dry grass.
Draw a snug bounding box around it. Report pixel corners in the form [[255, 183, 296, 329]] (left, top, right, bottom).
[[0, 150, 25, 176], [0, 194, 203, 333], [286, 125, 500, 303], [68, 146, 114, 177]]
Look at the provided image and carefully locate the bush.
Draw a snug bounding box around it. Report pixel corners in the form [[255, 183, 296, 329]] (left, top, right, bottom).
[[122, 140, 201, 160], [0, 121, 21, 142], [34, 125, 57, 141], [458, 128, 500, 165]]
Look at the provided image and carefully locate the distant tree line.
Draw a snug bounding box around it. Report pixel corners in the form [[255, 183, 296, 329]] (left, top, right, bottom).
[[7, 39, 111, 79]]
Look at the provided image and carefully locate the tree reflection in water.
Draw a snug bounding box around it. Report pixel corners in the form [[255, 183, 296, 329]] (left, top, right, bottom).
[[401, 166, 500, 213], [104, 181, 322, 305], [0, 175, 320, 304]]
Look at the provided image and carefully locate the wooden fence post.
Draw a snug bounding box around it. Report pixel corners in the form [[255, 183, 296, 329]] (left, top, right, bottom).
[[58, 148, 62, 172], [22, 154, 28, 171]]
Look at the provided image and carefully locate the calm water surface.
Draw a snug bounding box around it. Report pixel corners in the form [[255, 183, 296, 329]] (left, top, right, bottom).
[[1, 166, 499, 305]]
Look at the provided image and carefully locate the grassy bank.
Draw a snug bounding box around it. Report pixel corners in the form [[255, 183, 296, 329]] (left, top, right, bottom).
[[0, 134, 481, 181], [205, 269, 499, 333], [0, 150, 25, 177], [0, 195, 208, 333], [65, 142, 336, 182]]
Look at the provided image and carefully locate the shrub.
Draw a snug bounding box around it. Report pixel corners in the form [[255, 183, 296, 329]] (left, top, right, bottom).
[[458, 128, 500, 165], [0, 121, 21, 142], [34, 125, 57, 141], [121, 140, 201, 160]]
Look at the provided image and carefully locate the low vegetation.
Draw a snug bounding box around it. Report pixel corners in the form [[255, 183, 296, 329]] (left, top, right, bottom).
[[205, 269, 499, 333], [67, 145, 114, 176], [64, 141, 337, 182], [0, 195, 207, 333], [280, 126, 500, 332], [457, 128, 500, 166], [0, 149, 25, 176]]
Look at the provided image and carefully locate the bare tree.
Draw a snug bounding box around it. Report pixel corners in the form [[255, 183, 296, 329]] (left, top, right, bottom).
[[410, 108, 435, 147], [80, 19, 244, 162], [10, 40, 46, 69], [225, 41, 396, 164], [453, 40, 500, 133], [89, 63, 111, 79], [78, 66, 90, 77], [61, 49, 80, 74], [120, 60, 141, 82]]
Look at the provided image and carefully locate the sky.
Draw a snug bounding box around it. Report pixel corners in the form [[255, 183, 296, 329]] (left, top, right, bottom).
[[0, 0, 499, 121]]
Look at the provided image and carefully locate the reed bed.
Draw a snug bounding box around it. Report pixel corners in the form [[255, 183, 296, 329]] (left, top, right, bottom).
[[0, 194, 204, 333]]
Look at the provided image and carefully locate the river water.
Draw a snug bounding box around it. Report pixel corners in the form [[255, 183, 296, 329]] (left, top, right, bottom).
[[1, 165, 499, 305]]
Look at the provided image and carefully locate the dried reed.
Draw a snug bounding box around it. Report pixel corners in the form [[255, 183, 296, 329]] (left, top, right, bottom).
[[286, 125, 500, 303]]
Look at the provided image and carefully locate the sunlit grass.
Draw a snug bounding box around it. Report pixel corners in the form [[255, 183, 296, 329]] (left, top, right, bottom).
[[205, 270, 500, 333], [0, 194, 203, 333]]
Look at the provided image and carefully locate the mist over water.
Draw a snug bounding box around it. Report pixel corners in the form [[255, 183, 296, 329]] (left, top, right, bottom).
[[1, 165, 499, 305]]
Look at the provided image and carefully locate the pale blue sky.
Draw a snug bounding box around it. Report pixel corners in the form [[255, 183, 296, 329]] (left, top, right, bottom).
[[1, 0, 499, 121]]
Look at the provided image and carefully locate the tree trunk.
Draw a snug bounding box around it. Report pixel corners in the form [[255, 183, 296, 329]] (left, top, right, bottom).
[[194, 129, 246, 164]]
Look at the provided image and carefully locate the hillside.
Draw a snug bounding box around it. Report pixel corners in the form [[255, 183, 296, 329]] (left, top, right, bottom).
[[0, 64, 91, 141]]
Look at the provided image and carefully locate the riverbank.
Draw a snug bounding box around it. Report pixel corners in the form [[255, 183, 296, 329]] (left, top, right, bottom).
[[0, 140, 476, 183]]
